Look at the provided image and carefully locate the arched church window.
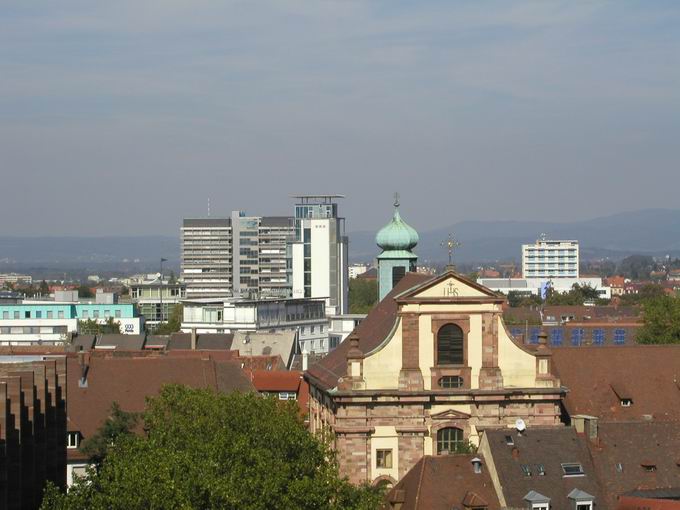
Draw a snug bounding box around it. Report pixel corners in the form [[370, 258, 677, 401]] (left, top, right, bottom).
[[439, 375, 463, 389], [436, 427, 464, 454], [437, 324, 464, 365]]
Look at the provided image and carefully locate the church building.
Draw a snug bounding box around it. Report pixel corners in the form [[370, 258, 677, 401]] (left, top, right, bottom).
[[305, 202, 563, 486]]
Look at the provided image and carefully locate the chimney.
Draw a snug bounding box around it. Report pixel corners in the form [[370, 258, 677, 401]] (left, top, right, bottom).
[[585, 416, 598, 441], [78, 347, 89, 388], [537, 330, 548, 347], [511, 447, 520, 459], [471, 457, 483, 474], [302, 349, 309, 371], [191, 328, 197, 350]]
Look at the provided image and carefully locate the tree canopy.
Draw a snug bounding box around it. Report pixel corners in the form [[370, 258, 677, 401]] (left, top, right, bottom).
[[79, 402, 139, 467], [349, 278, 378, 314], [154, 304, 183, 335], [637, 295, 680, 344], [77, 317, 121, 335], [42, 386, 382, 510]]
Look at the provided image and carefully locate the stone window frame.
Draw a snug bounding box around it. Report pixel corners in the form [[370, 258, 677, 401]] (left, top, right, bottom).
[[430, 316, 471, 389], [434, 425, 465, 455], [431, 316, 470, 367], [430, 419, 470, 455]]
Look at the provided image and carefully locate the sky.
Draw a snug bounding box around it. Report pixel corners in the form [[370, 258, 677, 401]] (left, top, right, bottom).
[[1, 0, 679, 236]]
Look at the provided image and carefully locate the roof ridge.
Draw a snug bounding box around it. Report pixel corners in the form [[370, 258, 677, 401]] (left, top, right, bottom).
[[414, 456, 428, 509]]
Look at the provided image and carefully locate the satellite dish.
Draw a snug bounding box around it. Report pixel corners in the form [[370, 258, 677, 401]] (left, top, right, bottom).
[[515, 418, 526, 432]]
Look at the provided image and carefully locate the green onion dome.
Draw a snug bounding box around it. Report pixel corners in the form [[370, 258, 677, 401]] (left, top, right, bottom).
[[376, 202, 419, 252]]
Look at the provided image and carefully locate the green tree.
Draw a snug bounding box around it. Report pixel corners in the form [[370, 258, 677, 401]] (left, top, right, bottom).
[[41, 386, 382, 510], [77, 318, 121, 335], [80, 402, 139, 467], [78, 285, 95, 298], [154, 304, 183, 335], [40, 280, 50, 295], [637, 295, 680, 344], [617, 255, 655, 280], [349, 278, 378, 314]]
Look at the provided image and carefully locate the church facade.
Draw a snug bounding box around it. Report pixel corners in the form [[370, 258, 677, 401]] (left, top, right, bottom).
[[306, 208, 564, 486]]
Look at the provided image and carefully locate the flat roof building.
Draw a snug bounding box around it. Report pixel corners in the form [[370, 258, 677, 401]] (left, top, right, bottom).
[[181, 213, 295, 300], [522, 238, 579, 279]]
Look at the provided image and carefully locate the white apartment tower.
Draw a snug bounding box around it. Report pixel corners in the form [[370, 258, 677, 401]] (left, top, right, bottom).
[[522, 238, 579, 279], [291, 195, 349, 315], [181, 213, 295, 299]]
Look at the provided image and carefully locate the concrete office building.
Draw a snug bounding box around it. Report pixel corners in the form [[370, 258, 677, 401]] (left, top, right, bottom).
[[130, 278, 186, 328], [479, 238, 610, 299], [181, 296, 329, 354], [0, 300, 143, 345], [181, 213, 295, 300], [291, 195, 349, 315], [522, 238, 579, 279]]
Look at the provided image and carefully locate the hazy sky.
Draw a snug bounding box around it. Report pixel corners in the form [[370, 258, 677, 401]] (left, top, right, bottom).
[[2, 0, 679, 236]]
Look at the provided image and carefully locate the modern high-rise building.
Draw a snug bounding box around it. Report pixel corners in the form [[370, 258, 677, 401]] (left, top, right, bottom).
[[522, 238, 579, 279], [291, 195, 348, 315], [181, 213, 295, 300]]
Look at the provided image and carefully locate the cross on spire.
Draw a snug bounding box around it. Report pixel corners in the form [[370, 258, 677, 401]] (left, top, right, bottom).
[[441, 233, 462, 269]]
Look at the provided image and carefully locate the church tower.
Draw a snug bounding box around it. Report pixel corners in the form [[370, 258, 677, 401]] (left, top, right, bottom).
[[376, 195, 419, 301]]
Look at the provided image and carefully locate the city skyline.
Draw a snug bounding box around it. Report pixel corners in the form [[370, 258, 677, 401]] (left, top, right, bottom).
[[2, 1, 680, 236]]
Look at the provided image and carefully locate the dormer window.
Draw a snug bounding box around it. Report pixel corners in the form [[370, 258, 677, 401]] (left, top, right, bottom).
[[561, 463, 585, 477], [641, 462, 656, 472], [67, 431, 80, 449], [620, 398, 632, 407], [524, 491, 550, 510], [568, 489, 594, 510], [439, 375, 463, 389]]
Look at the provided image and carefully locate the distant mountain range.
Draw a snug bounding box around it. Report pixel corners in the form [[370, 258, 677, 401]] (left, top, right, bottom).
[[2, 210, 680, 276], [348, 209, 680, 264]]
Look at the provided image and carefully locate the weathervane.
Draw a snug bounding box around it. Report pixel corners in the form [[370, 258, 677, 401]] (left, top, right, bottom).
[[441, 233, 461, 269]]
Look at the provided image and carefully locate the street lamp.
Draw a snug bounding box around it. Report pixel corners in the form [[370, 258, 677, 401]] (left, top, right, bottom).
[[160, 258, 167, 326]]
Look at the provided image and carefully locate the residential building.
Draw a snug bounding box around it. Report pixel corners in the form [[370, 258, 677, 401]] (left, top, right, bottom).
[[551, 345, 680, 422], [479, 427, 602, 510], [327, 313, 366, 351], [65, 351, 254, 486], [291, 195, 349, 315], [509, 323, 640, 347], [668, 269, 680, 281], [0, 272, 32, 286], [250, 370, 309, 415], [376, 198, 419, 301], [478, 237, 612, 299], [0, 300, 143, 345], [585, 421, 680, 509], [181, 296, 328, 354], [0, 356, 67, 508], [478, 276, 611, 299], [522, 238, 579, 279], [386, 454, 500, 510], [181, 213, 295, 300], [130, 278, 186, 327], [305, 271, 563, 485], [348, 264, 369, 279]]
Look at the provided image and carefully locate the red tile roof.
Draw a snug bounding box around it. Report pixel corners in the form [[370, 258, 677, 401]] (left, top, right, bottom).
[[249, 370, 309, 414], [386, 454, 500, 510], [67, 352, 254, 460], [588, 422, 680, 509], [551, 346, 680, 421], [306, 272, 432, 390]]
